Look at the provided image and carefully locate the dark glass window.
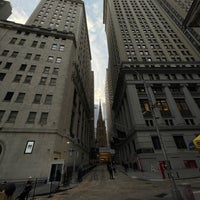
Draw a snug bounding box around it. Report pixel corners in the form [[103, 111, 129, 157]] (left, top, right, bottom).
[[151, 136, 161, 150], [4, 92, 14, 101], [0, 73, 6, 81], [173, 136, 187, 149]]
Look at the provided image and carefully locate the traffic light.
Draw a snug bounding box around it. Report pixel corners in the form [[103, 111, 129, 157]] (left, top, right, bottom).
[[193, 135, 200, 151]]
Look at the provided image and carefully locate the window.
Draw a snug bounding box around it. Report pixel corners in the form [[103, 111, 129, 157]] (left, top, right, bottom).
[[194, 98, 200, 108], [39, 42, 46, 48], [39, 112, 48, 125], [59, 45, 64, 51], [4, 92, 14, 101], [175, 99, 192, 117], [49, 78, 56, 86], [47, 56, 54, 62], [29, 65, 36, 72], [25, 53, 32, 59], [13, 74, 22, 83], [19, 64, 27, 71], [56, 57, 62, 63], [11, 51, 18, 57], [18, 39, 26, 45], [39, 77, 47, 85], [43, 67, 50, 74], [0, 73, 6, 81], [184, 160, 197, 168], [51, 44, 57, 50], [52, 68, 59, 75], [26, 112, 37, 124], [1, 50, 9, 56], [0, 110, 5, 122], [15, 93, 25, 103], [44, 95, 53, 104], [31, 41, 38, 47], [33, 94, 42, 104], [173, 135, 187, 149], [9, 38, 17, 44], [145, 120, 153, 126], [4, 62, 12, 69], [34, 54, 41, 61], [140, 99, 150, 112], [151, 136, 161, 150], [24, 76, 32, 84], [6, 111, 18, 123]]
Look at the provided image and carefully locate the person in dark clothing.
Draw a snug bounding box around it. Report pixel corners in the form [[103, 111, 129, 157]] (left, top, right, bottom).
[[107, 162, 114, 179], [16, 180, 32, 200]]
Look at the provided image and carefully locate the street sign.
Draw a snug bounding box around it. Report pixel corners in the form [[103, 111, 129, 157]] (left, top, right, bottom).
[[193, 135, 200, 151]]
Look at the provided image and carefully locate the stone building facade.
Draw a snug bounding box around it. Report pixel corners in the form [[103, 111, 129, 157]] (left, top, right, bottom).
[[0, 0, 94, 181], [104, 0, 200, 178]]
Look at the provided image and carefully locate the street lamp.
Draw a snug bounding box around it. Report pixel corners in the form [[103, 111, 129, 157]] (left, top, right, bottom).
[[133, 69, 183, 200]]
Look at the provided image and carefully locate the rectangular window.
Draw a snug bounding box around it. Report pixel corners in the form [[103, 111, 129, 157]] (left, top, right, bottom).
[[151, 136, 161, 150], [34, 54, 41, 61], [59, 45, 64, 51], [140, 99, 150, 113], [184, 160, 197, 168], [19, 64, 27, 71], [33, 94, 42, 104], [31, 41, 38, 47], [9, 38, 17, 44], [4, 92, 14, 101], [0, 110, 5, 122], [56, 57, 62, 63], [49, 78, 56, 86], [29, 65, 36, 72], [18, 39, 26, 45], [7, 111, 18, 123], [15, 93, 25, 103], [39, 42, 46, 48], [11, 51, 18, 57], [0, 73, 6, 81], [173, 135, 187, 149], [51, 44, 57, 50], [24, 76, 32, 84], [43, 67, 50, 74], [47, 56, 54, 62], [40, 112, 48, 125], [52, 68, 59, 75], [1, 50, 9, 56], [175, 99, 192, 117], [25, 53, 32, 59], [39, 77, 47, 85], [4, 62, 12, 69], [13, 74, 22, 83], [44, 95, 53, 104], [26, 112, 37, 124]]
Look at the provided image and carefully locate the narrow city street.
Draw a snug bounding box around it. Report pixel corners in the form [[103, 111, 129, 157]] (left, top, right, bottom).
[[36, 165, 177, 200]]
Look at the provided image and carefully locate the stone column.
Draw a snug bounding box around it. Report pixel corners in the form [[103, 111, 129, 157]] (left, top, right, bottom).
[[126, 83, 145, 126], [163, 84, 185, 125], [182, 84, 200, 123]]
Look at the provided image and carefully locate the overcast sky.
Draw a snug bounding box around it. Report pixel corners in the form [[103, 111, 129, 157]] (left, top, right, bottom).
[[8, 0, 108, 104]]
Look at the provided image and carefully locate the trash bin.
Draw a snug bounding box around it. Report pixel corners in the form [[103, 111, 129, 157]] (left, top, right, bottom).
[[178, 183, 195, 200]]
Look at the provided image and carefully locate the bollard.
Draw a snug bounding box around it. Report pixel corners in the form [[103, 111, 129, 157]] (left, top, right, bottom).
[[178, 183, 195, 200]]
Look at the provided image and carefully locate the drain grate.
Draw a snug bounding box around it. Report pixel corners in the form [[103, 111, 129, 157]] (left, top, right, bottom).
[[155, 193, 168, 198]]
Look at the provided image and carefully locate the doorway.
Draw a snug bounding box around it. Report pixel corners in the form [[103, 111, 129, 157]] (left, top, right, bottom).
[[49, 164, 63, 182]]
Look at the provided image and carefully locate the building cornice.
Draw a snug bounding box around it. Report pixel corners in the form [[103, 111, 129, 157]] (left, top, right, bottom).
[[0, 20, 77, 47]]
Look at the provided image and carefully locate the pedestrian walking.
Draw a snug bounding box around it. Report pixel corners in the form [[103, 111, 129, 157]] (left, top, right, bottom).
[[107, 162, 114, 179], [0, 182, 16, 200], [16, 178, 32, 200]]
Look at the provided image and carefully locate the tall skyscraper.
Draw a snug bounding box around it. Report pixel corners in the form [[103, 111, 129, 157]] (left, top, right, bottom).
[[0, 0, 94, 181], [104, 0, 200, 178]]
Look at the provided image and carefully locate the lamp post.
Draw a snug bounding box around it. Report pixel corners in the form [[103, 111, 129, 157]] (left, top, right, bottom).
[[133, 70, 183, 200]]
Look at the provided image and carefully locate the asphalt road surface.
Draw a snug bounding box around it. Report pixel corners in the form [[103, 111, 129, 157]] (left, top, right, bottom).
[[36, 164, 178, 200]]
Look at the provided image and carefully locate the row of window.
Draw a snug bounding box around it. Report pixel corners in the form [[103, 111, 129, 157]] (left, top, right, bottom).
[[1, 50, 63, 63], [2, 92, 53, 104], [0, 110, 48, 125]]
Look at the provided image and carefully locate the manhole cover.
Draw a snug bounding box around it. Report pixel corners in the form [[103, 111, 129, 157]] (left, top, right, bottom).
[[155, 193, 167, 198]]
